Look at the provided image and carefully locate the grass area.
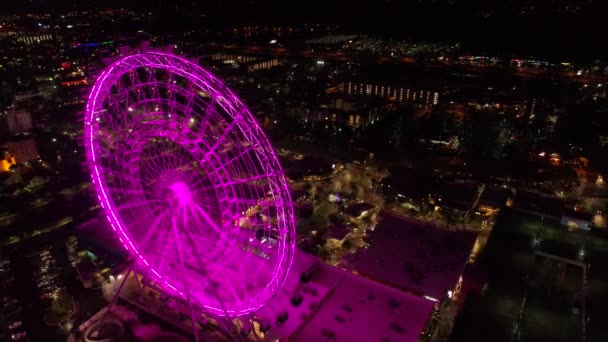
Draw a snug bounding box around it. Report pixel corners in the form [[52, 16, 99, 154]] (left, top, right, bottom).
[[521, 302, 580, 342], [522, 255, 583, 342], [451, 208, 608, 342], [451, 291, 518, 341], [43, 293, 75, 325]]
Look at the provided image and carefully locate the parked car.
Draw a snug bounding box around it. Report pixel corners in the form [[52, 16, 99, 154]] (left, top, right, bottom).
[[8, 320, 23, 330], [10, 331, 28, 341]]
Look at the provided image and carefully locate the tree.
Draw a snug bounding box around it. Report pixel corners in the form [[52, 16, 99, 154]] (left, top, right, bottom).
[[317, 246, 330, 260], [342, 238, 353, 250], [462, 109, 501, 159], [442, 209, 459, 228]]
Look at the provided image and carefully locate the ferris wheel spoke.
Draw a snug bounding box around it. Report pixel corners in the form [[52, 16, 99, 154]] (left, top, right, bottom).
[[152, 223, 181, 275], [105, 93, 130, 128], [215, 173, 275, 189], [202, 120, 239, 160], [99, 165, 135, 179], [171, 215, 188, 279], [165, 72, 180, 116], [188, 202, 224, 236], [179, 82, 198, 119], [124, 75, 142, 107], [177, 219, 213, 259], [178, 232, 214, 255], [144, 66, 158, 85], [154, 224, 175, 273], [115, 76, 138, 116], [190, 174, 212, 188], [179, 229, 234, 318], [225, 197, 267, 209], [190, 204, 223, 224], [103, 187, 145, 198], [114, 199, 159, 214], [171, 212, 206, 335], [123, 210, 166, 243], [137, 208, 171, 252], [217, 145, 257, 171], [197, 251, 240, 292], [196, 98, 220, 132]]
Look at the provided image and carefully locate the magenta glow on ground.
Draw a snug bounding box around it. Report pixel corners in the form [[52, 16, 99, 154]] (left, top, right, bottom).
[[293, 265, 434, 341], [257, 249, 434, 341], [345, 213, 476, 299]]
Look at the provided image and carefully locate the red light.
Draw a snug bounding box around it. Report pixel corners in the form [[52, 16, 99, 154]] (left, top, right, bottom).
[[60, 79, 87, 86]]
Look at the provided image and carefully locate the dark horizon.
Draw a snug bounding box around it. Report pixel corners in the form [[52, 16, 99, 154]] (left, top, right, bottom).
[[2, 0, 607, 61]]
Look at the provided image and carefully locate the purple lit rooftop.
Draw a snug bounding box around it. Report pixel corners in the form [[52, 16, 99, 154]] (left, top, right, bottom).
[[345, 213, 476, 299], [252, 249, 434, 341], [292, 270, 434, 342]]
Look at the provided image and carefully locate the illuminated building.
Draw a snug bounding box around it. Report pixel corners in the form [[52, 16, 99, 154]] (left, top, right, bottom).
[[339, 82, 440, 105], [210, 53, 259, 63], [4, 138, 39, 164], [246, 59, 280, 72], [561, 210, 593, 231], [208, 54, 280, 73], [14, 92, 43, 103], [348, 114, 361, 127], [2, 31, 55, 45], [6, 108, 33, 135], [0, 155, 16, 172]]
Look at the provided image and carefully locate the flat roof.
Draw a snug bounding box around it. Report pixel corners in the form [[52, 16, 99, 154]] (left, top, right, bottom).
[[293, 267, 434, 342], [479, 185, 511, 207], [256, 249, 434, 341], [345, 213, 476, 299]]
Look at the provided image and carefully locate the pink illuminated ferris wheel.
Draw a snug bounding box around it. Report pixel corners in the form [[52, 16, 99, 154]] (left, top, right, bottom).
[[84, 52, 295, 317]]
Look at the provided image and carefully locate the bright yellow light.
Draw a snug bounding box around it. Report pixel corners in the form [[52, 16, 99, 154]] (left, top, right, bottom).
[[1, 156, 16, 172], [596, 175, 604, 186]]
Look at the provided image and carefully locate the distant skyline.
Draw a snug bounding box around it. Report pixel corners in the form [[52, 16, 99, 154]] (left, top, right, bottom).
[[1, 0, 607, 60], [2, 0, 604, 17]]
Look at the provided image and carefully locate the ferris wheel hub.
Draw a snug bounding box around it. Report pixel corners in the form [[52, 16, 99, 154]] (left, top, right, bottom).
[[168, 181, 193, 207]]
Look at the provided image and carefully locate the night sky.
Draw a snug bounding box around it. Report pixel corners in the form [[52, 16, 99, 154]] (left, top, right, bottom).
[[2, 0, 606, 61]]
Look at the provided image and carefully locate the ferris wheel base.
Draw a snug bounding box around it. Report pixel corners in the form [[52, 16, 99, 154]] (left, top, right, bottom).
[[97, 266, 250, 341]]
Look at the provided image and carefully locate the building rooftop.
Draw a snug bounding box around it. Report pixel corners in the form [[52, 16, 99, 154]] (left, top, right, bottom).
[[383, 166, 439, 201], [478, 185, 511, 208], [292, 268, 434, 342], [440, 181, 478, 210], [256, 249, 434, 341], [514, 189, 564, 218], [344, 213, 476, 299]]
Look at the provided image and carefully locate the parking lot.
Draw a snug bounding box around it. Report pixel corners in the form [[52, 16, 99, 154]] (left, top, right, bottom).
[[1, 257, 28, 341], [1, 231, 84, 342]]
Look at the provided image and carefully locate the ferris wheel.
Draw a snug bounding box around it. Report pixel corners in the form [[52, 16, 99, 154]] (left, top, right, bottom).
[[84, 52, 295, 318]]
